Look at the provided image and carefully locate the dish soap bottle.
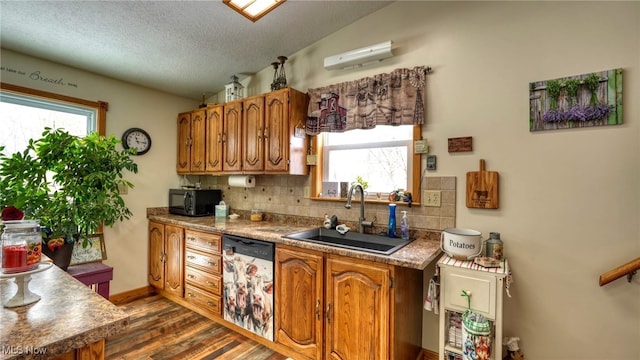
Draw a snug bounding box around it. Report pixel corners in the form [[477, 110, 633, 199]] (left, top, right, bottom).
[[388, 204, 396, 238], [400, 211, 409, 240], [323, 214, 331, 229]]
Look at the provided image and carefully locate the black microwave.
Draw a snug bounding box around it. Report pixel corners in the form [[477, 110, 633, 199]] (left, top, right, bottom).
[[169, 189, 221, 217]]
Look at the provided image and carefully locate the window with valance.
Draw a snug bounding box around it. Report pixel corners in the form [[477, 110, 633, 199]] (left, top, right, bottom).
[[306, 66, 427, 135]]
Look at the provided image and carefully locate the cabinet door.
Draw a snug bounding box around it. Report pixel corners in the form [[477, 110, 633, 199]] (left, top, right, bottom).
[[164, 224, 184, 297], [176, 112, 191, 174], [264, 89, 289, 173], [223, 101, 243, 172], [148, 221, 165, 289], [242, 95, 265, 172], [190, 108, 206, 173], [275, 246, 324, 360], [325, 256, 390, 360], [205, 106, 224, 173]]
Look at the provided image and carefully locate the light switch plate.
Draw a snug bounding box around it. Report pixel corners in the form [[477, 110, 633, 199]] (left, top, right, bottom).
[[426, 155, 437, 170], [306, 154, 317, 165], [423, 190, 441, 207]]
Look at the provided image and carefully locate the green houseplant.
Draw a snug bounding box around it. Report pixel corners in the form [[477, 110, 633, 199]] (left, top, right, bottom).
[[0, 128, 138, 269]]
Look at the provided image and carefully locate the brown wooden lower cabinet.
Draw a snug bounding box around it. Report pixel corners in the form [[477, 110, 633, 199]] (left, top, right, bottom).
[[148, 221, 184, 298], [275, 245, 423, 360], [148, 222, 423, 360]]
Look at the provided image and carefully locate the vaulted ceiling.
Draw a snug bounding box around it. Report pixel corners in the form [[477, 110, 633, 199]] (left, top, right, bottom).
[[0, 1, 393, 100]]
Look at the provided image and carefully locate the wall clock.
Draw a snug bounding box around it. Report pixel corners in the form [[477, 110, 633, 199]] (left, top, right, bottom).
[[121, 127, 152, 155]]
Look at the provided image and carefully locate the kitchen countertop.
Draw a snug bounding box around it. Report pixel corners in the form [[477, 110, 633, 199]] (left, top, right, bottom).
[[148, 212, 442, 270], [0, 262, 129, 359]]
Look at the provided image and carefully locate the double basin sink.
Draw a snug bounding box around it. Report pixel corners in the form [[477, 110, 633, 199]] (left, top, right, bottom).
[[283, 227, 411, 255]]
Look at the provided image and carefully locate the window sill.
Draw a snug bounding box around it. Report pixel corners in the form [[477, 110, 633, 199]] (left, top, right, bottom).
[[308, 197, 419, 207]]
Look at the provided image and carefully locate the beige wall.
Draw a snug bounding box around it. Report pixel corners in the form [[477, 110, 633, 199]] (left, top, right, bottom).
[[240, 1, 640, 358], [0, 49, 197, 295], [2, 1, 639, 358]]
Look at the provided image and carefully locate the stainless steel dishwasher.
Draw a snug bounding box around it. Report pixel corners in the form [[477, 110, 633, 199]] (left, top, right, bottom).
[[222, 234, 275, 341]]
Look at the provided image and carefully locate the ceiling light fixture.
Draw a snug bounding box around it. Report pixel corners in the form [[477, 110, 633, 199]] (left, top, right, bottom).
[[223, 0, 286, 22]]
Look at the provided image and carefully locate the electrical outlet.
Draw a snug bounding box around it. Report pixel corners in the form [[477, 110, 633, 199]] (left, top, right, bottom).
[[423, 190, 441, 207]]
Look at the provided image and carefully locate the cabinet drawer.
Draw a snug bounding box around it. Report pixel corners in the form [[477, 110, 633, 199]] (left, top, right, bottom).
[[185, 229, 221, 254], [185, 284, 222, 317], [443, 268, 496, 318], [186, 266, 222, 296], [185, 249, 222, 274]]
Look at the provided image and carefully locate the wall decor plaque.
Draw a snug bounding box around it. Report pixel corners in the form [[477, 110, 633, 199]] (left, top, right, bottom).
[[448, 137, 473, 153]]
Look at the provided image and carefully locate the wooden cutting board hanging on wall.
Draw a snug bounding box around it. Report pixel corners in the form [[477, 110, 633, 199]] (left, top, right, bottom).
[[466, 159, 499, 209]]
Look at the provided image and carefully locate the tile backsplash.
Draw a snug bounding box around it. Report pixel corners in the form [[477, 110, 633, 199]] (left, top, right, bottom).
[[185, 175, 456, 231]]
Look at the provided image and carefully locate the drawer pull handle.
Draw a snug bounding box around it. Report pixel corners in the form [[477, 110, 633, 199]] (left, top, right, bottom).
[[208, 261, 218, 266], [207, 281, 215, 286], [187, 274, 195, 279], [188, 237, 196, 242], [207, 301, 216, 307], [187, 292, 195, 298], [187, 255, 196, 260], [207, 242, 216, 246]]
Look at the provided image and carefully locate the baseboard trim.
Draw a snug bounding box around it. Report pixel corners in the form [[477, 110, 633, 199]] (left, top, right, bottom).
[[109, 286, 155, 305], [418, 348, 439, 360]]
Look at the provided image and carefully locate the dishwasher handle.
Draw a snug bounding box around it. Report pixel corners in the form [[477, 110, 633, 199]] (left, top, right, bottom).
[[223, 245, 235, 256]]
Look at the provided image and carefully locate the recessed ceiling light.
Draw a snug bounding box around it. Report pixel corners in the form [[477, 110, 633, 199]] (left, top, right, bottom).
[[223, 0, 286, 22]]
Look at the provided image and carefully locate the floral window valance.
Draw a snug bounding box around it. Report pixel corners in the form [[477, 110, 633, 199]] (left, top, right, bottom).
[[306, 66, 427, 135]]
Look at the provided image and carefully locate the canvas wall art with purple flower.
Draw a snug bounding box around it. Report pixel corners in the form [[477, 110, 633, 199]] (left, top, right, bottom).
[[529, 68, 622, 132]]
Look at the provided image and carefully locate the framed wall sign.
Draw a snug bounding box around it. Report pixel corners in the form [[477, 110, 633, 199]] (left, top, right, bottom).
[[70, 234, 107, 265]]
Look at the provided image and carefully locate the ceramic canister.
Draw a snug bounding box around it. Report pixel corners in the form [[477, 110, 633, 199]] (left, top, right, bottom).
[[440, 228, 483, 260], [484, 232, 504, 260]]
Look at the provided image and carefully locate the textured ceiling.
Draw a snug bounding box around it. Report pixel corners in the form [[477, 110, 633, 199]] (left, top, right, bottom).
[[0, 0, 393, 100]]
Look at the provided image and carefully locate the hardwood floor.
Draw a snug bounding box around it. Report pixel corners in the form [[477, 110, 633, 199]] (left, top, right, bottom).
[[106, 295, 287, 360]]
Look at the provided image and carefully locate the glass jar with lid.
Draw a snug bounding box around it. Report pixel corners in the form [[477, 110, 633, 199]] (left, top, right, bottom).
[[1, 220, 42, 274]]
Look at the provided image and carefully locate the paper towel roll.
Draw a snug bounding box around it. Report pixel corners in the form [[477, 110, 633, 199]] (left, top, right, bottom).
[[228, 175, 256, 188]]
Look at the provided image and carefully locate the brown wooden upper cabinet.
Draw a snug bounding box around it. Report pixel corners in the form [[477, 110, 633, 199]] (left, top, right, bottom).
[[205, 105, 224, 173], [177, 108, 206, 174], [222, 100, 243, 173], [242, 94, 265, 173], [176, 88, 309, 175], [265, 88, 308, 174]]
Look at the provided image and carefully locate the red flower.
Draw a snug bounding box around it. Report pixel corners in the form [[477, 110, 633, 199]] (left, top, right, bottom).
[[1, 206, 24, 221]]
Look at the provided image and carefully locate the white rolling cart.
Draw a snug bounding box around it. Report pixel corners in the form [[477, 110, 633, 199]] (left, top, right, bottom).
[[437, 255, 510, 360]]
